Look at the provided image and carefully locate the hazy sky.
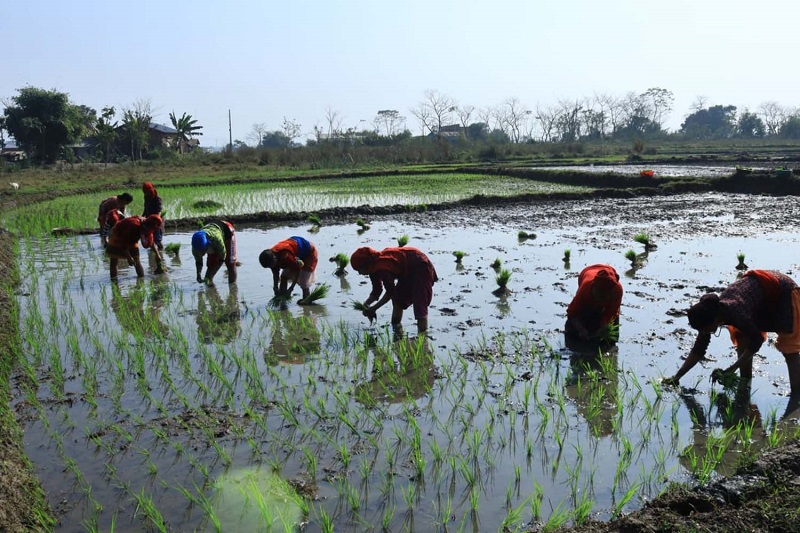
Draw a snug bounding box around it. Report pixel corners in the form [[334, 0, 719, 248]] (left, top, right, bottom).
[[4, 0, 798, 146]]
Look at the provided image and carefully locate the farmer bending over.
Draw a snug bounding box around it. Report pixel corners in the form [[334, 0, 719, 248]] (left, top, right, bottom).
[[106, 214, 164, 279], [258, 236, 318, 304], [350, 246, 438, 334], [192, 220, 238, 285], [142, 182, 164, 250], [664, 270, 800, 396], [565, 264, 623, 343], [98, 192, 133, 247]]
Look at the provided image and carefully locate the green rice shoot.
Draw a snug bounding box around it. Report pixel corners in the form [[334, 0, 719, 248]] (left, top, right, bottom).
[[625, 249, 637, 263], [518, 230, 535, 241], [496, 268, 512, 289], [304, 283, 329, 304], [267, 293, 293, 310], [397, 234, 410, 247], [308, 214, 322, 227], [453, 251, 466, 263], [563, 249, 571, 261], [633, 233, 651, 246], [164, 243, 181, 255], [490, 258, 502, 269]]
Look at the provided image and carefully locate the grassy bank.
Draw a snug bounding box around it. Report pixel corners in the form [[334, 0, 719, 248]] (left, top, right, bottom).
[[0, 229, 54, 531]]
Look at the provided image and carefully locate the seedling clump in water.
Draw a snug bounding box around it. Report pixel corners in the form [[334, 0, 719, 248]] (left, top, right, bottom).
[[736, 252, 748, 270], [518, 230, 536, 241], [633, 232, 657, 251], [491, 258, 502, 270], [453, 251, 466, 263], [493, 268, 512, 296], [164, 243, 181, 256], [397, 234, 410, 247], [303, 283, 329, 305], [330, 253, 349, 276], [625, 249, 638, 266]]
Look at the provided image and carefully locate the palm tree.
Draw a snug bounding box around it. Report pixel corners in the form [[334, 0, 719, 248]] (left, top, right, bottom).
[[169, 111, 203, 154]]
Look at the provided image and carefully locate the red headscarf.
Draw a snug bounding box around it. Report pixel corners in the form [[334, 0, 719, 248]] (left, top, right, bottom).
[[142, 182, 157, 200], [351, 247, 378, 274]]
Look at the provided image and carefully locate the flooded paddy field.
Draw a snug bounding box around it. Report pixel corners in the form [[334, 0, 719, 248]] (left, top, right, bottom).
[[13, 192, 800, 531]]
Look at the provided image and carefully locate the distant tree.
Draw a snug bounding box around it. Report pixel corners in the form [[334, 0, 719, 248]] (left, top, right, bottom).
[[324, 106, 343, 137], [281, 117, 302, 145], [680, 105, 737, 139], [779, 114, 800, 139], [554, 99, 583, 142], [641, 87, 674, 129], [249, 123, 268, 147], [534, 104, 558, 143], [411, 89, 456, 138], [261, 130, 292, 148], [614, 91, 662, 138], [121, 99, 153, 161], [0, 116, 6, 149], [169, 111, 203, 153], [375, 110, 404, 136], [758, 101, 787, 136], [2, 86, 90, 163], [498, 98, 531, 143], [736, 110, 765, 138], [455, 105, 475, 138], [93, 106, 118, 165], [689, 95, 708, 113], [466, 122, 490, 142]]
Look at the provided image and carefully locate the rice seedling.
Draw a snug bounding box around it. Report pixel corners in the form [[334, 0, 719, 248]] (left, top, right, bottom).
[[329, 253, 349, 275], [193, 199, 224, 210], [517, 230, 536, 241], [736, 252, 748, 270], [267, 293, 293, 310], [164, 242, 180, 256], [302, 283, 329, 305], [493, 268, 512, 296], [453, 251, 466, 263], [563, 249, 571, 262], [307, 214, 322, 227], [633, 232, 657, 250], [397, 234, 410, 247], [624, 249, 638, 266], [490, 257, 502, 270], [355, 218, 370, 231]]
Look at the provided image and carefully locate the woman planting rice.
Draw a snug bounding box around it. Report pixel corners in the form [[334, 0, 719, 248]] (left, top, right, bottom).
[[192, 220, 238, 285], [350, 246, 438, 334], [258, 236, 318, 305], [105, 214, 164, 279], [664, 269, 800, 396], [565, 264, 623, 343]]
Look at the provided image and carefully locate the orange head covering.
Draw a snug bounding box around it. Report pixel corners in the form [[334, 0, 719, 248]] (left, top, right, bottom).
[[590, 268, 619, 301], [142, 214, 162, 231], [142, 182, 157, 200], [350, 247, 379, 274]]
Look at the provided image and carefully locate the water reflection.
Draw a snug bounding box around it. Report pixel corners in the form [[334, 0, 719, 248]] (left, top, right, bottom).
[[563, 339, 619, 437], [196, 285, 242, 345], [264, 307, 323, 365], [354, 334, 437, 407], [110, 278, 169, 338]]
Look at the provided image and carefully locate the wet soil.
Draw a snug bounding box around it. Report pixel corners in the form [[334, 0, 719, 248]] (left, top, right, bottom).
[[4, 170, 800, 530]]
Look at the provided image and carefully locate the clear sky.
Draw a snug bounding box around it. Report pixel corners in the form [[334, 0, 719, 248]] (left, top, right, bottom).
[[3, 0, 798, 147]]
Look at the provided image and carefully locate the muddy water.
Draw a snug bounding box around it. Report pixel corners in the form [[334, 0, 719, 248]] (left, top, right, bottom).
[[14, 192, 800, 531]]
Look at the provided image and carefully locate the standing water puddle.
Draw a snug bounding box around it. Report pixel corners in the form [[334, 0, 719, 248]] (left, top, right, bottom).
[[13, 192, 800, 531]]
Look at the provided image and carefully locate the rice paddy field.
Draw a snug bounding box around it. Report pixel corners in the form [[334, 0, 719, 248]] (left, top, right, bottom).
[[0, 173, 592, 237], [9, 187, 800, 532]]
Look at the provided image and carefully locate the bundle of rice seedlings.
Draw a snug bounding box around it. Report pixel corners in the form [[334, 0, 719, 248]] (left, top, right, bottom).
[[490, 258, 502, 270], [352, 300, 375, 324], [302, 283, 329, 305], [563, 249, 571, 262], [397, 234, 410, 247], [330, 253, 349, 275], [598, 322, 620, 344], [356, 218, 369, 229], [633, 232, 657, 251], [736, 252, 748, 270], [625, 249, 638, 265], [492, 268, 512, 296], [453, 251, 466, 263], [164, 242, 181, 256], [518, 230, 536, 241], [267, 293, 292, 310]]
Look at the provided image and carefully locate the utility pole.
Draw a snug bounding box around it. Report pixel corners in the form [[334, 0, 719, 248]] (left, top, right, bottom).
[[228, 109, 233, 154]]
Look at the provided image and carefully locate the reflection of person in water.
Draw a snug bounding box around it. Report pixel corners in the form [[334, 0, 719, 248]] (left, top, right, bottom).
[[563, 341, 619, 437], [354, 335, 438, 407], [678, 380, 764, 477], [196, 285, 242, 345], [565, 264, 623, 343], [264, 307, 322, 365], [110, 278, 169, 338]]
